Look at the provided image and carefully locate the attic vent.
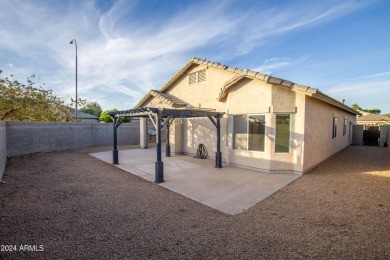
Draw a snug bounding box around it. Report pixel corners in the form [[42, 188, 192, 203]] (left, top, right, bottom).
[[198, 70, 206, 82], [189, 73, 197, 84], [189, 69, 206, 85]]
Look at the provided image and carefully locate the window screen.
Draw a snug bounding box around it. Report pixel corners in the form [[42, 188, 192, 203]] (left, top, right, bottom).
[[275, 114, 290, 153], [233, 114, 265, 152], [332, 117, 338, 139]]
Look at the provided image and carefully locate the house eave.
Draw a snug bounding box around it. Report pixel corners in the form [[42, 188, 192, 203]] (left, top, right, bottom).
[[290, 84, 359, 115]]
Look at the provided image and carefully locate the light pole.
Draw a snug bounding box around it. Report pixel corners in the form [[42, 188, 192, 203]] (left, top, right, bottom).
[[69, 39, 78, 122]]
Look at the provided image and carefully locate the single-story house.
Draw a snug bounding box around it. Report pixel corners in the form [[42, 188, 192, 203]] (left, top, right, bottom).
[[132, 57, 358, 175], [69, 108, 99, 122], [357, 113, 390, 129]]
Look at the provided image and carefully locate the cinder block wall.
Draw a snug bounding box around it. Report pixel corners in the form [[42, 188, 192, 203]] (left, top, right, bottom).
[[0, 121, 6, 181], [6, 121, 140, 157], [351, 125, 363, 145]]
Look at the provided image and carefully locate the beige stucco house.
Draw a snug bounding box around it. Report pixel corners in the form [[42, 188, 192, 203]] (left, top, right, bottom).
[[357, 113, 390, 129], [135, 57, 359, 174]]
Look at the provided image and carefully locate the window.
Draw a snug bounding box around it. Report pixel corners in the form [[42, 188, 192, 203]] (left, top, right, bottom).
[[275, 114, 290, 153], [233, 114, 265, 152], [188, 70, 206, 84], [332, 117, 338, 139], [343, 118, 347, 136]]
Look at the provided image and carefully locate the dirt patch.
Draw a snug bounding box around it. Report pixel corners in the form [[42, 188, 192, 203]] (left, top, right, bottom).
[[0, 146, 389, 259]]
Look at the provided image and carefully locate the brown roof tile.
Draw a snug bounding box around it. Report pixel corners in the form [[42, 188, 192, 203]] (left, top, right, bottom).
[[358, 114, 390, 122]]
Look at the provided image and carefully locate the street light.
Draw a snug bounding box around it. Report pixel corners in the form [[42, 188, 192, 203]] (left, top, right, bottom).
[[69, 39, 78, 122]]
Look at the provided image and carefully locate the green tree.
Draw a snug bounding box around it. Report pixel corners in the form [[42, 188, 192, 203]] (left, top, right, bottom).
[[351, 103, 362, 111], [364, 109, 381, 115], [0, 71, 71, 121], [80, 102, 102, 117], [99, 109, 131, 123], [351, 103, 381, 114]]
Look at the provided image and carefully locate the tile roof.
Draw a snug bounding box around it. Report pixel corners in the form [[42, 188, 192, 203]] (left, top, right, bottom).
[[357, 113, 390, 122], [69, 107, 99, 119], [149, 90, 187, 108], [135, 57, 359, 115]]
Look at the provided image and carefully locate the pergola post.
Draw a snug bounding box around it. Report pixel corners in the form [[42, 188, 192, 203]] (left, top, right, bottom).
[[215, 115, 222, 168], [140, 117, 148, 149], [165, 122, 171, 157], [112, 117, 119, 165], [155, 112, 164, 183]]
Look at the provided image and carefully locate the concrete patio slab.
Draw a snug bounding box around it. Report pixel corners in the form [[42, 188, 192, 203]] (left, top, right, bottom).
[[90, 148, 300, 214]]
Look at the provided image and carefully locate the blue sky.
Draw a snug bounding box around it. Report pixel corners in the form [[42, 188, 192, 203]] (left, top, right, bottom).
[[1, 0, 390, 113]]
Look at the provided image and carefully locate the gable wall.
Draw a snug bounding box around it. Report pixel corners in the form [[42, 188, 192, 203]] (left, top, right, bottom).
[[227, 78, 272, 114], [164, 64, 236, 111]]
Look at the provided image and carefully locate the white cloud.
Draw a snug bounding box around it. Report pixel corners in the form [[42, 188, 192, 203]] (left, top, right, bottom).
[[252, 57, 308, 75], [0, 0, 369, 110]]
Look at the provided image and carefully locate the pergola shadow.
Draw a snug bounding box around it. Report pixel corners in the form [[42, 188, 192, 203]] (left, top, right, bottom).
[[109, 107, 225, 183]]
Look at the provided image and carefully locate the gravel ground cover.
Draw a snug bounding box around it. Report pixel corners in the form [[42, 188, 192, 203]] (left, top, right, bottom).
[[0, 145, 389, 259]]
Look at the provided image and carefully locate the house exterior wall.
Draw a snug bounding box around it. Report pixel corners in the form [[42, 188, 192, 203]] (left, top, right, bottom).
[[225, 80, 305, 174], [165, 73, 307, 174], [303, 96, 356, 172], [140, 61, 358, 174], [181, 117, 228, 158]]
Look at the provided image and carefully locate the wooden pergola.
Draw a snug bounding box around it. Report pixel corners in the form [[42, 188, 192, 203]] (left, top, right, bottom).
[[109, 108, 225, 183]]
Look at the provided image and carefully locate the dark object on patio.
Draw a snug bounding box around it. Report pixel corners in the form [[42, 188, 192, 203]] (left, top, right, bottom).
[[194, 144, 208, 159]]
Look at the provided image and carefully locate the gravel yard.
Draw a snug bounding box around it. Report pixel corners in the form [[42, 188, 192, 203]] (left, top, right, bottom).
[[0, 145, 389, 259]]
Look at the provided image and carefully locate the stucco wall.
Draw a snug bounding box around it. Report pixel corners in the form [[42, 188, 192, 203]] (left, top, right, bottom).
[[379, 125, 390, 147], [0, 121, 6, 181], [6, 121, 140, 157], [352, 125, 364, 145], [165, 64, 233, 111], [180, 117, 227, 158], [303, 97, 356, 172], [225, 82, 305, 174]]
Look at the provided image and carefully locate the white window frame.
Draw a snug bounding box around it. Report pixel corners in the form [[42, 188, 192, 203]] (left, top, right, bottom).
[[233, 113, 266, 152]]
